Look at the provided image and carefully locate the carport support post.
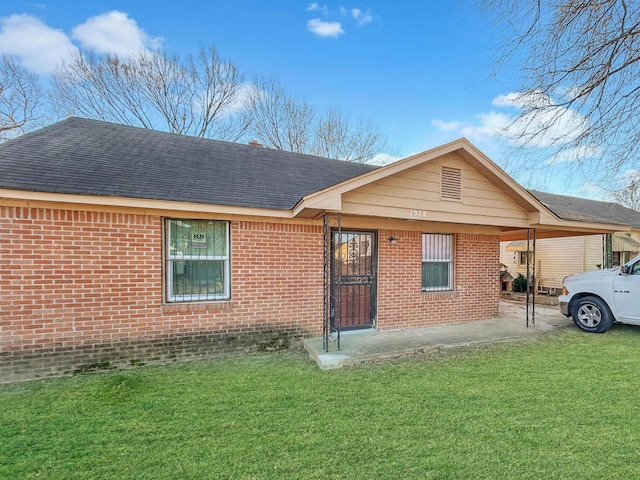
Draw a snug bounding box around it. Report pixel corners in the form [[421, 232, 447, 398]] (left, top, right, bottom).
[[603, 234, 613, 269], [336, 214, 342, 350], [323, 213, 330, 352], [322, 213, 342, 352], [525, 228, 536, 328]]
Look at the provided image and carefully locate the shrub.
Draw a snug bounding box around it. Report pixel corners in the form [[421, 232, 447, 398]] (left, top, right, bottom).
[[513, 273, 528, 293]]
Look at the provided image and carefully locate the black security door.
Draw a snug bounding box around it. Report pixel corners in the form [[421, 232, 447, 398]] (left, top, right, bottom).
[[332, 231, 376, 330]]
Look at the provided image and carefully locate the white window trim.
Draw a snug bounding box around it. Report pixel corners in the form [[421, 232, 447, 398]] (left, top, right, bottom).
[[422, 233, 455, 292], [517, 251, 532, 266], [166, 219, 230, 302]]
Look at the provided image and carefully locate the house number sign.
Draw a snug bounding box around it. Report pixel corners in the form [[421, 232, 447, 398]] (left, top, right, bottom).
[[410, 209, 427, 218], [191, 233, 207, 247]]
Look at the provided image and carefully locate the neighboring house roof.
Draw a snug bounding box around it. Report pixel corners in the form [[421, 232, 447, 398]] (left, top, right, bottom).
[[529, 190, 640, 229], [0, 117, 378, 210]]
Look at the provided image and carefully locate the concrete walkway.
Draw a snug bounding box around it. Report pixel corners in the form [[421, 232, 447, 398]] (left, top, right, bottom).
[[303, 300, 574, 370]]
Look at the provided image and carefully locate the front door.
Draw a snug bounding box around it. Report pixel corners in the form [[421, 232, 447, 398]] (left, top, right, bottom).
[[332, 230, 376, 330]]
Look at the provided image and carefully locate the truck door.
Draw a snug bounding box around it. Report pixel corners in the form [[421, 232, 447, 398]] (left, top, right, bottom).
[[613, 258, 640, 321]]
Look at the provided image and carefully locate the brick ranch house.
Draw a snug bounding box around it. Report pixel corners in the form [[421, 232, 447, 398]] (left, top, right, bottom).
[[0, 118, 626, 381]]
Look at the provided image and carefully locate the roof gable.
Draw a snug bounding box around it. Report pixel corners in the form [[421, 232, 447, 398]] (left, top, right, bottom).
[[338, 150, 531, 227], [295, 138, 545, 221]]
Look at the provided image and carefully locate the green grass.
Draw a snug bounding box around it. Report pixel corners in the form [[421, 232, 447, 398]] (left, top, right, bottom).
[[3, 327, 640, 479]]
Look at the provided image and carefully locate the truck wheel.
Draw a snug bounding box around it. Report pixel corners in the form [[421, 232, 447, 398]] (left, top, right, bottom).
[[572, 296, 614, 333]]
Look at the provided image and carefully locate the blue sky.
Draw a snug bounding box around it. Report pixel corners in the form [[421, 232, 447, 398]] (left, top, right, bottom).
[[0, 1, 587, 195]]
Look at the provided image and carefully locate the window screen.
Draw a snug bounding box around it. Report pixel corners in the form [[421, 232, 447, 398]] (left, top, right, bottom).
[[422, 233, 454, 291], [166, 219, 230, 302]]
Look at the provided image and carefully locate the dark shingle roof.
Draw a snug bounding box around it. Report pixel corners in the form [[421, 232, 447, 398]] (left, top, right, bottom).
[[0, 117, 379, 210], [530, 190, 640, 229]]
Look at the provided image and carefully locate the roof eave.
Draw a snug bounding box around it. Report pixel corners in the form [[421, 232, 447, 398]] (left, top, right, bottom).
[[0, 188, 295, 219]]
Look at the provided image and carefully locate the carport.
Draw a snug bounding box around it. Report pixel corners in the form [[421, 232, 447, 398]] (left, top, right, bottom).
[[293, 138, 630, 352]]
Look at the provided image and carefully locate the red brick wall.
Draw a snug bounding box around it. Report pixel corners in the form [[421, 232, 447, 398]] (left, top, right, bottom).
[[0, 207, 323, 382], [377, 229, 500, 330], [0, 206, 500, 382]]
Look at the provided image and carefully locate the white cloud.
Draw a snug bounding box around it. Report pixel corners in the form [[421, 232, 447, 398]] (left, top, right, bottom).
[[0, 14, 77, 75], [367, 152, 401, 166], [216, 82, 254, 118], [579, 181, 602, 196], [352, 8, 372, 25], [489, 91, 588, 148], [492, 92, 539, 109], [431, 111, 509, 145], [307, 18, 344, 38], [72, 11, 163, 57], [0, 11, 162, 75], [463, 111, 510, 138], [619, 169, 640, 182], [305, 5, 373, 37], [543, 144, 600, 165], [432, 91, 594, 161], [430, 119, 466, 132], [306, 3, 328, 14]]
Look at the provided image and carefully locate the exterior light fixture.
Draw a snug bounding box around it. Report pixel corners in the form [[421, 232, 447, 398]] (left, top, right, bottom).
[[389, 236, 398, 244]]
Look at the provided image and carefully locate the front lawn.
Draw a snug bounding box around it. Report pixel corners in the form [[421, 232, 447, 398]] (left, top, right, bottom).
[[2, 327, 640, 479]]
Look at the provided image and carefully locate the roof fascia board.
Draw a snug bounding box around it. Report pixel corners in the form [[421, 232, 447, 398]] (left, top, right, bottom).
[[529, 212, 630, 233], [452, 142, 555, 213], [293, 192, 342, 216], [501, 227, 626, 242], [0, 189, 294, 218], [530, 222, 628, 234]]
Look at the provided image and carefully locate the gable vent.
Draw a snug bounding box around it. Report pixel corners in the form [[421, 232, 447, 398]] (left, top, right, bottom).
[[441, 166, 462, 200]]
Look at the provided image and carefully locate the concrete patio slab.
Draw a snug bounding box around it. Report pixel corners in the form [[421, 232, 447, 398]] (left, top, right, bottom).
[[303, 300, 574, 370]]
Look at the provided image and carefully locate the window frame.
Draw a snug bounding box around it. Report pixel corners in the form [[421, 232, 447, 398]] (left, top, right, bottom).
[[518, 251, 532, 265], [612, 251, 621, 267], [421, 233, 455, 292], [165, 218, 231, 303]]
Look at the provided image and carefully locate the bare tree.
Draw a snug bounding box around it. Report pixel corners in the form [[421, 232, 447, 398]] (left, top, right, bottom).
[[52, 45, 248, 140], [243, 77, 388, 163], [0, 56, 48, 141], [312, 108, 386, 162], [484, 0, 640, 178], [599, 170, 640, 210], [242, 77, 314, 152]]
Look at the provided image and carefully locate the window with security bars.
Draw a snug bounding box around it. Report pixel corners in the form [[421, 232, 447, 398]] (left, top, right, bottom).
[[166, 219, 230, 302], [422, 233, 454, 291]]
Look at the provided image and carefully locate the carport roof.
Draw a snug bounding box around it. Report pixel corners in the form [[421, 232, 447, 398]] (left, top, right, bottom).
[[529, 190, 640, 229]]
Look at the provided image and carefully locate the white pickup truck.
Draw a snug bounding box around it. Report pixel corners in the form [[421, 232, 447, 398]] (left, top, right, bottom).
[[559, 255, 640, 333]]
